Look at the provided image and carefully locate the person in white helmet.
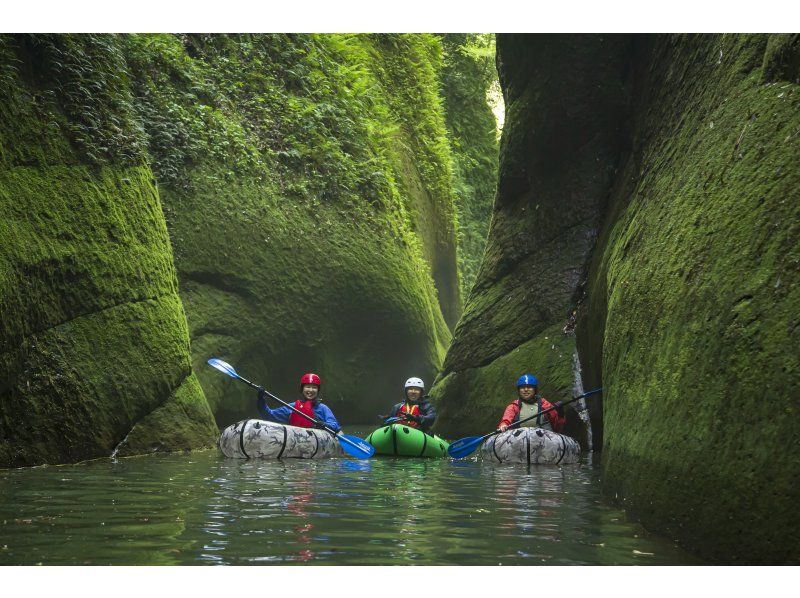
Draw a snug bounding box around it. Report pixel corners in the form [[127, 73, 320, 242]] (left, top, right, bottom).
[[382, 377, 437, 432]]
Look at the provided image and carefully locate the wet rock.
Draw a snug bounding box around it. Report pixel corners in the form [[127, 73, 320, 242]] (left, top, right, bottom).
[[433, 34, 800, 564]]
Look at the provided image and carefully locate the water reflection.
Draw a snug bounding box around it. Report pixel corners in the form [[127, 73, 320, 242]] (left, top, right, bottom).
[[0, 445, 702, 565]]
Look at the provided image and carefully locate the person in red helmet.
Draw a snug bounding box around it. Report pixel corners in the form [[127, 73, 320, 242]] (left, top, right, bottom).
[[497, 373, 565, 433], [257, 372, 341, 432]]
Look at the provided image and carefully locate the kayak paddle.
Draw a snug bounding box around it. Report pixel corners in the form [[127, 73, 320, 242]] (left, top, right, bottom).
[[383, 415, 418, 425], [447, 387, 603, 459], [207, 358, 375, 459]]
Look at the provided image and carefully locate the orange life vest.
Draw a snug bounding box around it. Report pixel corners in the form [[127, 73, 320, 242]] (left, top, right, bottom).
[[395, 402, 421, 428], [290, 400, 316, 428]]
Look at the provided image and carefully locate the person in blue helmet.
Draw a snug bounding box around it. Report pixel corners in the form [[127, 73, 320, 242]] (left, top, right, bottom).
[[497, 374, 565, 433]]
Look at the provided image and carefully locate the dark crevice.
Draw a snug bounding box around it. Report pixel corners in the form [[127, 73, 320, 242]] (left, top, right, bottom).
[[110, 366, 193, 457]]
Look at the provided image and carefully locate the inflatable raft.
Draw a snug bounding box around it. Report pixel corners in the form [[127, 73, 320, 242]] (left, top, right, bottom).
[[219, 419, 343, 459], [482, 427, 581, 465], [365, 424, 449, 458]]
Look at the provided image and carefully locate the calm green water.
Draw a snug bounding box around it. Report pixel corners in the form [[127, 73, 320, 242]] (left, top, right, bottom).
[[0, 427, 701, 565]]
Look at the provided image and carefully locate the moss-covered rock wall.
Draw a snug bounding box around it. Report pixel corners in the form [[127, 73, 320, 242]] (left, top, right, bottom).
[[578, 34, 800, 564], [439, 34, 499, 299], [1, 32, 483, 459], [432, 33, 800, 563], [366, 35, 463, 330], [123, 34, 458, 424], [1, 33, 477, 447], [0, 35, 218, 467], [431, 34, 632, 442]]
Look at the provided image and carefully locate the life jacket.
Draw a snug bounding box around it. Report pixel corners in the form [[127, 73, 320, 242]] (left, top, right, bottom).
[[395, 402, 421, 428], [290, 400, 316, 428], [514, 397, 552, 431]]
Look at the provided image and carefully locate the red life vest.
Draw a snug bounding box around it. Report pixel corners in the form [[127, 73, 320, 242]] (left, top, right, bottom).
[[395, 402, 421, 428], [290, 400, 316, 428]]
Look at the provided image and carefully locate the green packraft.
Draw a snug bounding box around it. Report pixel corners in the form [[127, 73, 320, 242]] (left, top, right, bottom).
[[365, 423, 449, 458]]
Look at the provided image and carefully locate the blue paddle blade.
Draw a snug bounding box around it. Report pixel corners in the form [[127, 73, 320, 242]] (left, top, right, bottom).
[[207, 358, 239, 379], [337, 434, 375, 459], [447, 436, 485, 459]]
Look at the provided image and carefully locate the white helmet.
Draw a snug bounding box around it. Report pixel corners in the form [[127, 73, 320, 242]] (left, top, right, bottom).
[[404, 377, 425, 390]]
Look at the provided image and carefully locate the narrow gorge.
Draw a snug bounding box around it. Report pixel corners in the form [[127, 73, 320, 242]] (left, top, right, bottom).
[[1, 33, 797, 565]]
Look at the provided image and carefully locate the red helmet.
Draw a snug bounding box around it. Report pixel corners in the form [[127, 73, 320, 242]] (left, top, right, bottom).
[[300, 373, 321, 388]]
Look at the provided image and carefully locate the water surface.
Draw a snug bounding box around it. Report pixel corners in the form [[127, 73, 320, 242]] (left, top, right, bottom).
[[0, 427, 701, 565]]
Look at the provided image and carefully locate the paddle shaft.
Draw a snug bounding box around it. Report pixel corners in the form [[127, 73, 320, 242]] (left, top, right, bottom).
[[385, 414, 418, 425]]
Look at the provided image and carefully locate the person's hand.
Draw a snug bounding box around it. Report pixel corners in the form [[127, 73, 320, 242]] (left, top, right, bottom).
[[498, 424, 508, 432], [258, 389, 267, 401], [313, 420, 326, 430], [409, 414, 423, 423], [553, 401, 564, 416]]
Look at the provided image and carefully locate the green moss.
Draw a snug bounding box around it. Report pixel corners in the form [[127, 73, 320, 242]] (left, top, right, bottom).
[[113, 372, 218, 457], [761, 34, 800, 83], [172, 165, 451, 425], [121, 34, 457, 424], [585, 34, 800, 563], [439, 34, 499, 299], [361, 34, 463, 327], [438, 35, 631, 376], [431, 322, 577, 439], [0, 35, 145, 168], [0, 296, 211, 467], [0, 165, 178, 347], [0, 162, 219, 466], [1, 32, 489, 464], [0, 35, 216, 467], [433, 34, 799, 562]]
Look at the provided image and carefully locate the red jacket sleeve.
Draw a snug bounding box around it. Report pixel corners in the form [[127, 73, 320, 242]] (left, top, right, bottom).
[[541, 398, 566, 433], [498, 402, 519, 428]]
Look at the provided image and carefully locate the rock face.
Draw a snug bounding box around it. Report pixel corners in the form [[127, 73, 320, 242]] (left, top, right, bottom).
[[580, 34, 800, 565], [124, 34, 458, 425], [439, 34, 500, 299], [432, 34, 632, 441], [0, 35, 218, 467], [432, 34, 800, 563], [1, 34, 471, 460]]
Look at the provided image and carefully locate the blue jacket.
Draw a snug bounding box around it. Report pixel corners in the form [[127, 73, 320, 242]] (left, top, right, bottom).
[[257, 397, 341, 433]]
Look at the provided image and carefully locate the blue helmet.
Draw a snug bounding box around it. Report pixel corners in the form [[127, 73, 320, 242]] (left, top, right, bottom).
[[517, 374, 538, 388]]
